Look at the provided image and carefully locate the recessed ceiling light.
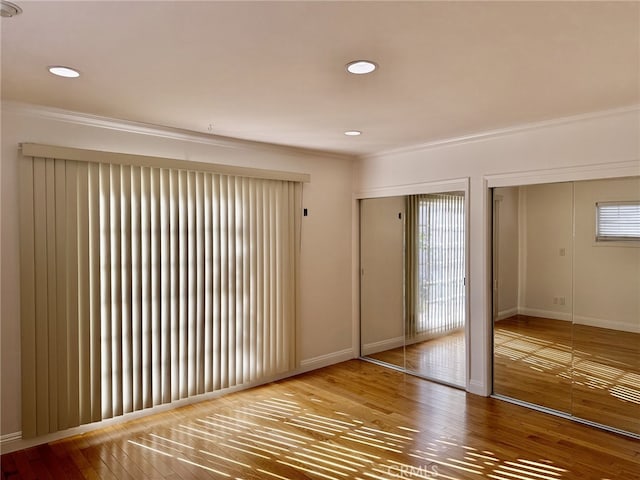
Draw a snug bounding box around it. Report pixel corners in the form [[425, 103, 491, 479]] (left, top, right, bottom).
[[48, 66, 80, 78], [344, 130, 362, 136], [346, 60, 377, 75], [1, 1, 22, 18]]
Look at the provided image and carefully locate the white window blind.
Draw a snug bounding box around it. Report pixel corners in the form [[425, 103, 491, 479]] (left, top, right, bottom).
[[19, 146, 303, 439], [405, 193, 465, 339], [596, 201, 640, 241]]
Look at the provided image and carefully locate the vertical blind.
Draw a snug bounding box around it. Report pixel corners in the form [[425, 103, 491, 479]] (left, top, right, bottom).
[[19, 148, 303, 439], [405, 193, 465, 339]]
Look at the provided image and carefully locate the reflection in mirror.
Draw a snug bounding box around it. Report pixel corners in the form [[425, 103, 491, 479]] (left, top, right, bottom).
[[493, 177, 640, 437], [571, 177, 640, 434], [493, 184, 573, 413], [360, 192, 466, 388], [404, 193, 466, 386], [360, 196, 405, 369]]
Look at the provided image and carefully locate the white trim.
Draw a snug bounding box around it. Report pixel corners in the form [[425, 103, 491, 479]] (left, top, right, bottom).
[[0, 370, 302, 454], [468, 379, 486, 396], [352, 198, 361, 358], [518, 307, 572, 322], [355, 178, 468, 199], [353, 178, 472, 392], [0, 432, 22, 452], [496, 307, 518, 321], [369, 105, 640, 159], [298, 348, 356, 372], [573, 315, 640, 334], [361, 337, 405, 356], [485, 160, 640, 188], [0, 346, 357, 454], [0, 350, 356, 455], [20, 143, 310, 183], [3, 101, 354, 162]]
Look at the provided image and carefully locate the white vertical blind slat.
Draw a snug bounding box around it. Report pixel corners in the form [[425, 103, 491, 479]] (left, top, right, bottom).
[[160, 169, 171, 403], [203, 174, 213, 392], [120, 165, 133, 414], [110, 165, 123, 418], [212, 175, 222, 391], [19, 157, 37, 438], [65, 162, 80, 429], [76, 163, 91, 425], [54, 160, 69, 431], [130, 166, 143, 412], [88, 163, 102, 423], [178, 171, 189, 399], [195, 173, 205, 394], [150, 168, 162, 407], [140, 167, 152, 409]]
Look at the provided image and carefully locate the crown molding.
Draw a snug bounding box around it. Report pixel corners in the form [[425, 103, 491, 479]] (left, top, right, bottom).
[[485, 160, 640, 188], [354, 177, 469, 199], [2, 101, 355, 162], [364, 105, 640, 160]]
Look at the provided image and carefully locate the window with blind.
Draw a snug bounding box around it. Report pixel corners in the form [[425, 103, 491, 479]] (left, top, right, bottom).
[[405, 193, 465, 339], [596, 201, 640, 242], [19, 144, 305, 439]]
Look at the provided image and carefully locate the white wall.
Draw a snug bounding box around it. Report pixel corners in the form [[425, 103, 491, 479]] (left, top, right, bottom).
[[0, 102, 355, 439], [497, 178, 639, 332], [520, 183, 573, 320], [574, 177, 640, 332], [355, 107, 640, 395], [494, 186, 519, 318], [360, 196, 404, 354]]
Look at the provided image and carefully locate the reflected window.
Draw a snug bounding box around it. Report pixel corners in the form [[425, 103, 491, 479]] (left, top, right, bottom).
[[406, 193, 465, 339], [596, 201, 640, 241]]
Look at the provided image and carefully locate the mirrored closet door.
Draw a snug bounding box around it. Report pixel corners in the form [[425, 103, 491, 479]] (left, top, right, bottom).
[[493, 177, 640, 436], [360, 192, 466, 388]]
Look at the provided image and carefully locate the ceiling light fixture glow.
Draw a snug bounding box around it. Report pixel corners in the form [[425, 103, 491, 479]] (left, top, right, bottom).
[[48, 66, 80, 78], [346, 60, 377, 75], [344, 130, 362, 136]]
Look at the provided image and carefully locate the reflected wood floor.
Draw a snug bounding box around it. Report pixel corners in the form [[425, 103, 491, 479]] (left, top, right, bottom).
[[366, 330, 466, 387], [494, 315, 640, 435], [2, 360, 640, 479]]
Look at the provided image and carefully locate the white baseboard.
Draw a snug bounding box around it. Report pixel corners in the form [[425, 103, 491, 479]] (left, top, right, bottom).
[[468, 379, 489, 396], [496, 307, 518, 321], [361, 336, 404, 356], [573, 315, 640, 334], [1, 432, 22, 453], [0, 350, 358, 455], [298, 348, 356, 373], [518, 307, 572, 322]]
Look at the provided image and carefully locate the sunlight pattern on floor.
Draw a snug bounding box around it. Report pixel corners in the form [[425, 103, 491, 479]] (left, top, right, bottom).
[[495, 329, 640, 406], [129, 394, 568, 479]]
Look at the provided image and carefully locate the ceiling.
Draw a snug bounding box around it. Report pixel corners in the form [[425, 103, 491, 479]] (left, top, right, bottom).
[[2, 1, 639, 157]]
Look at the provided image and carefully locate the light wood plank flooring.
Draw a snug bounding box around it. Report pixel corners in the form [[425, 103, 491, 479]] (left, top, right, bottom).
[[494, 315, 640, 435], [2, 360, 639, 479], [365, 330, 466, 387]]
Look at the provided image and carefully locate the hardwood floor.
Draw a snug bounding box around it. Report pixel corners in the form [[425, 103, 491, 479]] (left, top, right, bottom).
[[2, 360, 639, 479], [494, 315, 640, 435], [366, 330, 466, 387], [494, 316, 573, 412]]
